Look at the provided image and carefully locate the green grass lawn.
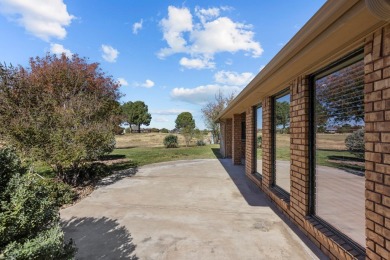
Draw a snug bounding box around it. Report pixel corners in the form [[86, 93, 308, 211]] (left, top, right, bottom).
[[111, 144, 222, 166], [36, 143, 363, 177]]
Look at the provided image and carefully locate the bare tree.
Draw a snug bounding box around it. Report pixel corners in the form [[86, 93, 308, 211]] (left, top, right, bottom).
[[201, 90, 234, 144]]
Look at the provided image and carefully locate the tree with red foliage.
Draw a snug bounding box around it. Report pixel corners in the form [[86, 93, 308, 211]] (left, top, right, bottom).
[[0, 53, 121, 184]]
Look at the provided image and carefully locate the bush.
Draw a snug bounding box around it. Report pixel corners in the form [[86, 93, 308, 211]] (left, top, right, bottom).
[[0, 147, 76, 259], [151, 128, 160, 133], [196, 140, 206, 146], [345, 129, 365, 159], [59, 162, 111, 186], [160, 128, 169, 133], [257, 136, 262, 148], [0, 147, 27, 198], [114, 125, 125, 135], [3, 225, 76, 260], [0, 55, 121, 184], [163, 135, 178, 148], [42, 179, 76, 207]]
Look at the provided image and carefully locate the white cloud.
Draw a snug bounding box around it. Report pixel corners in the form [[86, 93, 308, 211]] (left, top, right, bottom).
[[117, 78, 128, 86], [195, 7, 220, 23], [134, 79, 155, 88], [0, 0, 74, 41], [132, 19, 143, 34], [142, 79, 155, 88], [190, 17, 262, 57], [158, 6, 263, 69], [152, 109, 190, 115], [179, 57, 215, 70], [101, 44, 119, 62], [158, 6, 193, 58], [50, 43, 72, 58], [214, 70, 254, 86], [171, 84, 239, 105]]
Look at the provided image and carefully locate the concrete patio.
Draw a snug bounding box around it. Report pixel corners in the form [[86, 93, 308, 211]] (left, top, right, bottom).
[[61, 159, 326, 259]]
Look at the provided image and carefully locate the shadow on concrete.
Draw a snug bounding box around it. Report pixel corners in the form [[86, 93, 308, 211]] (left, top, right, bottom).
[[62, 217, 138, 260], [96, 167, 138, 188], [211, 148, 268, 207], [211, 149, 327, 259]]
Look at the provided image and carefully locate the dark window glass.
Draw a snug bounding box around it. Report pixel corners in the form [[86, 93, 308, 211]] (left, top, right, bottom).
[[313, 54, 365, 247], [273, 91, 291, 194], [241, 121, 246, 140], [256, 105, 262, 175]]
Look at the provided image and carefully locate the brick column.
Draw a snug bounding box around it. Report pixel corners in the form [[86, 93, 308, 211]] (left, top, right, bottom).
[[219, 121, 226, 158], [232, 114, 242, 165], [262, 97, 273, 189], [364, 25, 390, 260], [241, 113, 246, 160], [289, 78, 310, 227], [225, 118, 232, 158], [246, 107, 255, 175]]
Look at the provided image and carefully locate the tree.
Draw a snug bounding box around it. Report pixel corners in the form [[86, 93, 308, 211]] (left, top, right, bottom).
[[0, 53, 121, 183], [275, 101, 290, 132], [201, 91, 234, 144], [175, 112, 195, 147], [122, 101, 151, 133], [316, 60, 364, 125], [345, 129, 365, 159]]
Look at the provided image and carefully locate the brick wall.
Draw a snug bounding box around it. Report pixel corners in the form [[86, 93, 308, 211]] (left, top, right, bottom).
[[220, 121, 226, 158], [290, 78, 310, 223], [218, 21, 390, 260], [261, 97, 273, 189], [226, 119, 232, 158], [364, 25, 390, 260], [245, 107, 255, 175], [241, 113, 246, 160], [232, 114, 242, 165]]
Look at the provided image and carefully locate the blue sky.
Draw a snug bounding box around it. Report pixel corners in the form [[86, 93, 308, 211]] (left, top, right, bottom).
[[0, 0, 326, 130]]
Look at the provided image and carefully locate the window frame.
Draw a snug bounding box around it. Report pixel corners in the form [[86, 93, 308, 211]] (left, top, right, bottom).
[[254, 103, 262, 179], [308, 48, 365, 254], [271, 88, 291, 197]]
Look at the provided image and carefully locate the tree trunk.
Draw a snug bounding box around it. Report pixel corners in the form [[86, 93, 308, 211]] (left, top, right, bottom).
[[138, 124, 141, 133]]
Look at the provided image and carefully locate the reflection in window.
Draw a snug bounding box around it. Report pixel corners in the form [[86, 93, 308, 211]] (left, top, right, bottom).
[[256, 105, 262, 176], [273, 91, 291, 194], [313, 54, 365, 247]]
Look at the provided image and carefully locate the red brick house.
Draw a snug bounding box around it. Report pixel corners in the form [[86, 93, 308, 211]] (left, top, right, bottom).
[[217, 1, 390, 259]]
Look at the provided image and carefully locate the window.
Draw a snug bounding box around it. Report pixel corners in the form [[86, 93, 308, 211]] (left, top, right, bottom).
[[272, 90, 291, 194], [241, 121, 246, 140], [256, 105, 263, 176], [311, 51, 365, 248]]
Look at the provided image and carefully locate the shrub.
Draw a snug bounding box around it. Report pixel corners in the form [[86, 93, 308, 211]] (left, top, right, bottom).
[[59, 162, 111, 186], [3, 225, 76, 260], [163, 134, 178, 148], [114, 125, 125, 135], [0, 147, 76, 259], [257, 136, 262, 148], [0, 55, 121, 184], [196, 140, 206, 146], [42, 179, 76, 207], [160, 128, 169, 133], [345, 129, 365, 159], [0, 147, 27, 198], [151, 128, 160, 133]]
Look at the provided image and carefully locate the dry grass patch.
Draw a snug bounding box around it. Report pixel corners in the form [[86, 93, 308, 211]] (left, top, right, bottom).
[[115, 132, 211, 148]]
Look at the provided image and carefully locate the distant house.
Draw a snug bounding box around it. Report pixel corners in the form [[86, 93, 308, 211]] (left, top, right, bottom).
[[325, 127, 337, 134]]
